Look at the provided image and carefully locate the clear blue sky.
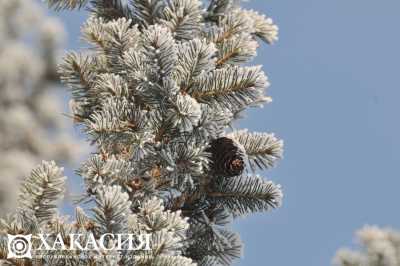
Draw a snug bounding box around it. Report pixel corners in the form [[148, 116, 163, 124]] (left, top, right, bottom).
[[44, 1, 400, 265]]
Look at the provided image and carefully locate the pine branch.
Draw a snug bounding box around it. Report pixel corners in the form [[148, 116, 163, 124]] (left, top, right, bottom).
[[78, 153, 136, 197], [135, 254, 196, 266], [142, 25, 178, 79], [59, 52, 95, 107], [103, 18, 141, 63], [121, 48, 158, 102], [193, 104, 233, 139], [131, 0, 165, 26], [92, 185, 132, 234], [190, 66, 270, 110], [128, 198, 192, 264], [215, 33, 258, 66], [208, 175, 283, 216], [85, 97, 153, 155], [18, 161, 66, 224], [83, 17, 141, 73], [135, 197, 189, 234], [206, 12, 253, 44], [333, 226, 400, 266], [159, 0, 203, 41], [333, 249, 363, 266], [81, 16, 108, 49], [86, 98, 136, 135], [198, 255, 220, 266], [243, 10, 279, 44], [88, 0, 132, 21], [174, 39, 217, 90], [93, 73, 130, 98], [229, 130, 284, 171], [47, 0, 132, 20], [166, 93, 202, 132], [45, 0, 89, 10], [213, 229, 242, 266], [157, 137, 209, 190], [0, 210, 40, 237], [75, 207, 93, 230], [206, 0, 236, 21], [122, 47, 148, 77], [186, 226, 242, 266], [36, 0, 285, 264]]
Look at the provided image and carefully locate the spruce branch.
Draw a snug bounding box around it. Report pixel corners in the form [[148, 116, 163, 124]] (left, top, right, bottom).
[[142, 24, 178, 78], [81, 16, 108, 49], [215, 33, 258, 66], [213, 229, 243, 266], [229, 129, 284, 171], [334, 249, 363, 266], [78, 153, 136, 195], [45, 0, 89, 11], [85, 97, 152, 151], [75, 206, 93, 229], [86, 97, 136, 141], [206, 12, 253, 44], [243, 9, 279, 44], [92, 185, 131, 234], [206, 0, 236, 21], [208, 175, 283, 216], [0, 0, 83, 215], [93, 73, 130, 98], [83, 17, 141, 58], [128, 197, 194, 265], [159, 0, 203, 41], [154, 255, 196, 266], [166, 93, 202, 132], [59, 52, 95, 104], [46, 0, 132, 20], [193, 104, 233, 139], [190, 65, 270, 110], [174, 38, 217, 90], [135, 197, 189, 234], [102, 18, 141, 67], [333, 226, 400, 266], [122, 47, 148, 80], [157, 137, 209, 190], [187, 225, 242, 266], [198, 255, 220, 266], [131, 0, 165, 26], [88, 0, 132, 21], [18, 161, 66, 224], [38, 0, 285, 264]]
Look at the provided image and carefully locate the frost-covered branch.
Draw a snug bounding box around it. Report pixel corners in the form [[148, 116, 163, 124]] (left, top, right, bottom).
[[0, 0, 84, 216], [333, 226, 400, 266], [0, 0, 289, 264]]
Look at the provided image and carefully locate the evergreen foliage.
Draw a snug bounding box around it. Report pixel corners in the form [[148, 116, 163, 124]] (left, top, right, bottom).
[[0, 0, 83, 216], [0, 0, 284, 265], [333, 226, 400, 266]]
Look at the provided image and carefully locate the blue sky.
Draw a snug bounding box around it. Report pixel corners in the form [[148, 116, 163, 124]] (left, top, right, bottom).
[[44, 1, 400, 265]]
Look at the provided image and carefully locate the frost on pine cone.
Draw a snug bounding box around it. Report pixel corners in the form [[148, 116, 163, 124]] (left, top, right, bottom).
[[0, 0, 285, 265]]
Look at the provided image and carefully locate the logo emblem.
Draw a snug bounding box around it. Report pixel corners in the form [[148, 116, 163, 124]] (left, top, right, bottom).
[[7, 234, 32, 259]]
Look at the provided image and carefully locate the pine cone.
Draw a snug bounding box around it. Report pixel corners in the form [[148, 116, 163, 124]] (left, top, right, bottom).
[[207, 137, 245, 177]]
